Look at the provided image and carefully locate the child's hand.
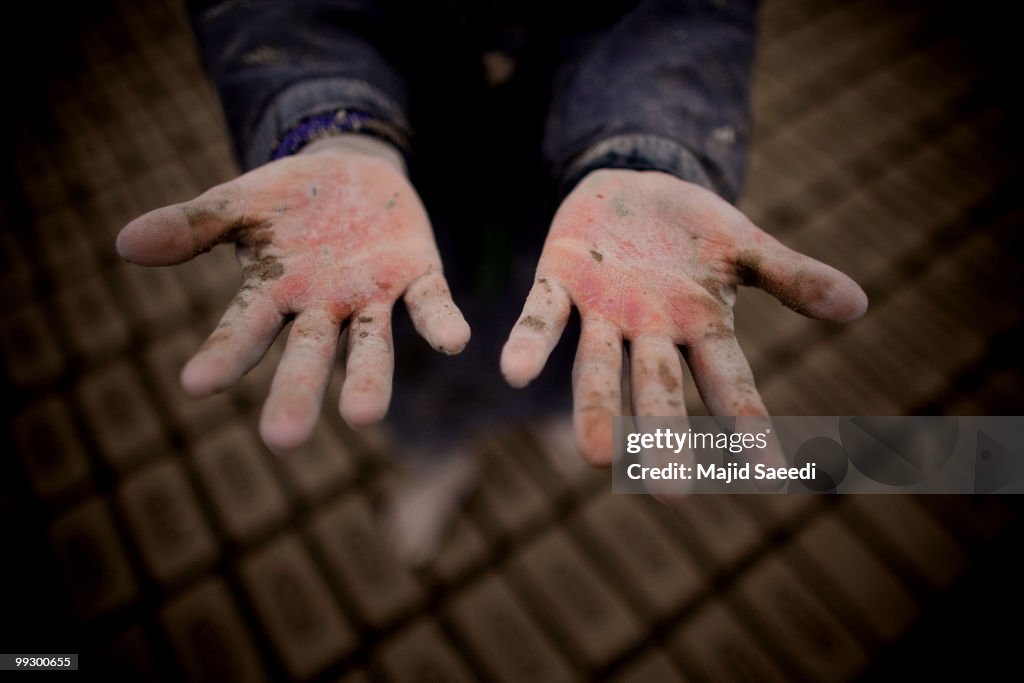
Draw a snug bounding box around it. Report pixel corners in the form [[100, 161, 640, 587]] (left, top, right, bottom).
[[117, 136, 470, 454], [501, 169, 867, 466]]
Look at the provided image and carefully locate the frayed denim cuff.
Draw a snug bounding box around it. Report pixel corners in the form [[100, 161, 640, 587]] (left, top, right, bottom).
[[245, 76, 411, 170], [560, 134, 722, 200]]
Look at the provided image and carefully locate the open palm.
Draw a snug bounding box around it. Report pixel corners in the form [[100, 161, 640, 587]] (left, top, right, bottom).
[[501, 169, 867, 466], [117, 138, 470, 453]]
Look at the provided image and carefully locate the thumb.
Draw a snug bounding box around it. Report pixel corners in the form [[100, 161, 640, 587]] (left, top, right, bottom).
[[743, 235, 868, 323], [116, 183, 244, 266]]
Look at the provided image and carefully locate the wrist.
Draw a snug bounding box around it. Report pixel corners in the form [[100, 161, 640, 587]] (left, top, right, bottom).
[[299, 133, 407, 175]]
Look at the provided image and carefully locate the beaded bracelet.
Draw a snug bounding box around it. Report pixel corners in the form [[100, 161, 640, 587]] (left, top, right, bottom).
[[270, 109, 410, 160]]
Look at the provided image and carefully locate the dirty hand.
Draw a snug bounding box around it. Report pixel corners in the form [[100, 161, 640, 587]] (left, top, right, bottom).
[[501, 169, 867, 467], [116, 135, 470, 453]]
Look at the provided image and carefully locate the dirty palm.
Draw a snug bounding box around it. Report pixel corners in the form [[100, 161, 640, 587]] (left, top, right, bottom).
[[116, 148, 867, 464], [117, 140, 471, 455]]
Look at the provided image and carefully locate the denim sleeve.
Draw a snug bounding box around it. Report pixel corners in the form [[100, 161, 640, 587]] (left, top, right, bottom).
[[544, 0, 759, 203], [187, 0, 410, 170]]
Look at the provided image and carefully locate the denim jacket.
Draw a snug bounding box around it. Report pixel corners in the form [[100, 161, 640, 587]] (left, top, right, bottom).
[[188, 0, 758, 203]]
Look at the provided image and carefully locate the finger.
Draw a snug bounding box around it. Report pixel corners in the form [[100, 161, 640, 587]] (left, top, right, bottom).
[[572, 317, 622, 468], [116, 183, 249, 266], [629, 336, 687, 417], [339, 303, 394, 428], [687, 333, 786, 475], [180, 291, 284, 397], [685, 330, 768, 416], [260, 308, 341, 454], [500, 277, 572, 388], [403, 270, 471, 354], [741, 236, 868, 322]]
